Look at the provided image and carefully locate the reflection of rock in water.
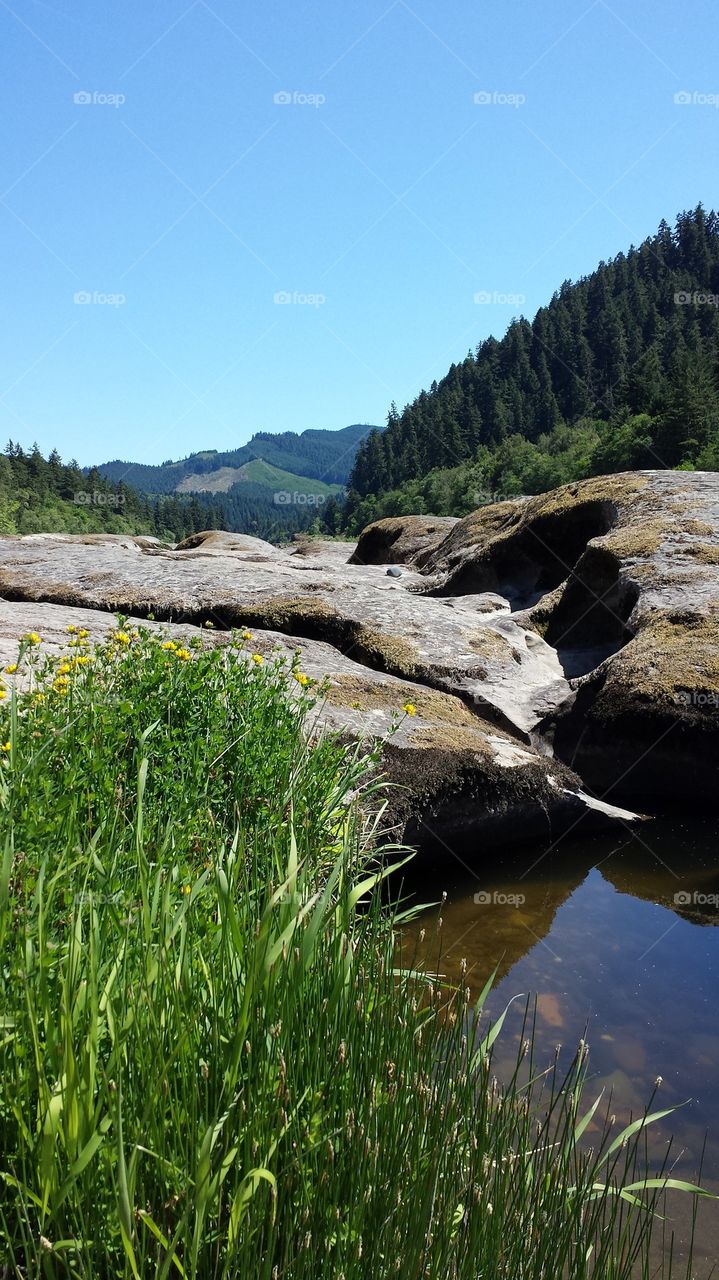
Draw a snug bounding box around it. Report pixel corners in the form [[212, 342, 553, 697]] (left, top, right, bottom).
[[601, 846, 719, 926], [399, 818, 719, 1001], [399, 843, 596, 995]]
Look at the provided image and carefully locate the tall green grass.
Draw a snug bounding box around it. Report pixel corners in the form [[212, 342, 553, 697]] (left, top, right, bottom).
[[0, 623, 710, 1277]]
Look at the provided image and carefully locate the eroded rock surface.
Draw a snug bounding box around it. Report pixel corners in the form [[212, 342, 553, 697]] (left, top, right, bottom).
[[0, 529, 569, 738], [1, 469, 717, 825], [418, 470, 719, 802]]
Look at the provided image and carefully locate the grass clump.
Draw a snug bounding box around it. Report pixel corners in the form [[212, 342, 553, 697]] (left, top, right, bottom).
[[0, 623, 709, 1277]]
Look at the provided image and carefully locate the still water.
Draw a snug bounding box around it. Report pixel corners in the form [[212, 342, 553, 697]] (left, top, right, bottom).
[[400, 816, 719, 1275]]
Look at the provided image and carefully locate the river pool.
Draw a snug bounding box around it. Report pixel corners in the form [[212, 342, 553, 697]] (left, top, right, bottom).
[[400, 815, 719, 1274]]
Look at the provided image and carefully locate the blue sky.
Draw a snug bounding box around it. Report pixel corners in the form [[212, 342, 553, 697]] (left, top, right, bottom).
[[1, 0, 718, 466]]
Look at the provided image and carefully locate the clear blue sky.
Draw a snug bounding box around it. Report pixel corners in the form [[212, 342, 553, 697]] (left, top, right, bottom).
[[1, 0, 717, 466]]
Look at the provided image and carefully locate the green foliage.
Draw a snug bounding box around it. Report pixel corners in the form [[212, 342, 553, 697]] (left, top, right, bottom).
[[0, 444, 156, 538], [346, 207, 719, 525], [0, 629, 708, 1276]]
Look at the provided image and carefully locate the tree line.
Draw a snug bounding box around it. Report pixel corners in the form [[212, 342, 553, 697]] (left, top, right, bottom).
[[0, 443, 340, 542]]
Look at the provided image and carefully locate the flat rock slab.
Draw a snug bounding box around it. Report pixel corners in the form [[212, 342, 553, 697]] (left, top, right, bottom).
[[0, 530, 569, 739]]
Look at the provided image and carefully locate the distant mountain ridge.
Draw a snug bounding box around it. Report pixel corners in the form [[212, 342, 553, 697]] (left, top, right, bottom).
[[96, 424, 377, 495]]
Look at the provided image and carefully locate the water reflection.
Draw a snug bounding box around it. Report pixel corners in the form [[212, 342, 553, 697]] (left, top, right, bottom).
[[398, 817, 719, 1275]]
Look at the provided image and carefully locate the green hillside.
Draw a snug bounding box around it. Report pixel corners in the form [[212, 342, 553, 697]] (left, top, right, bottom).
[[96, 423, 377, 495], [176, 457, 343, 499], [344, 207, 719, 531]]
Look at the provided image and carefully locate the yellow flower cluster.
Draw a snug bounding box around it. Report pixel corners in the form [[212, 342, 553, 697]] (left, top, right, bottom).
[[5, 664, 17, 675], [160, 639, 191, 661], [401, 702, 417, 717], [251, 654, 264, 666], [293, 671, 310, 687], [23, 632, 41, 645]]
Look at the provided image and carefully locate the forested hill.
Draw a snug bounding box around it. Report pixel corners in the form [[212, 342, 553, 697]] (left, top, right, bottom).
[[344, 207, 719, 530], [0, 442, 229, 540], [97, 423, 375, 494]]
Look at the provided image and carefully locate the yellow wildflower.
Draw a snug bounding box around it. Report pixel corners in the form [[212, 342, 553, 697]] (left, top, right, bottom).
[[1, 741, 11, 752], [75, 654, 93, 666], [113, 631, 131, 645], [241, 630, 253, 642], [67, 624, 77, 634], [175, 648, 191, 661], [293, 671, 310, 686], [161, 640, 177, 651], [401, 702, 417, 717], [0, 690, 6, 701], [181, 884, 192, 896], [53, 678, 69, 695], [34, 692, 46, 704], [78, 629, 90, 639], [57, 663, 72, 676], [251, 654, 264, 666], [4, 664, 17, 675], [24, 632, 41, 645]]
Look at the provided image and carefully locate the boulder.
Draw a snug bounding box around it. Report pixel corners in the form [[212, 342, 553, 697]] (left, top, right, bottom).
[[421, 470, 719, 803], [350, 515, 459, 567]]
